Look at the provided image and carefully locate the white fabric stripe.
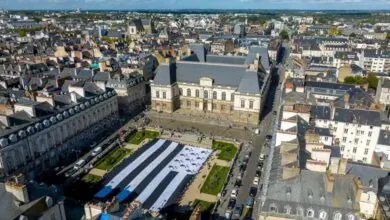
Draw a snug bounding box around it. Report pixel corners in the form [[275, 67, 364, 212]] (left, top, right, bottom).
[[149, 172, 187, 212], [135, 168, 171, 204], [104, 139, 166, 189]]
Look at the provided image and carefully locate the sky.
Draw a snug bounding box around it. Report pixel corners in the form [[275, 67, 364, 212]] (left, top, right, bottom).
[[1, 0, 390, 10]]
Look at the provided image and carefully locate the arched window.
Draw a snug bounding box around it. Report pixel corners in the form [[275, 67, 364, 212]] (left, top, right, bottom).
[[187, 88, 191, 97], [284, 205, 291, 215], [213, 91, 217, 99], [297, 207, 304, 216], [334, 212, 342, 220], [204, 90, 208, 99], [156, 90, 160, 98], [307, 209, 315, 218], [195, 89, 200, 97], [319, 210, 327, 219], [269, 204, 277, 213], [222, 92, 226, 101], [179, 88, 183, 96], [347, 214, 354, 220]]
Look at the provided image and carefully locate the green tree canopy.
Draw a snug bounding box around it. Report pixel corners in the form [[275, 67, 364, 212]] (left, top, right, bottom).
[[280, 30, 289, 40]]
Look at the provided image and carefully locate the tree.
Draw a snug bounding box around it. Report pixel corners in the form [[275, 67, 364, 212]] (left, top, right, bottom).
[[386, 33, 390, 40], [349, 33, 357, 38], [328, 27, 338, 35], [279, 30, 289, 40], [344, 76, 356, 84], [366, 72, 379, 89]]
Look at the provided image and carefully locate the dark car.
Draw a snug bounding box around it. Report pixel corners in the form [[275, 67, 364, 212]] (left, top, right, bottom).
[[273, 110, 277, 115], [239, 163, 246, 172], [249, 187, 257, 197], [235, 178, 242, 187], [258, 161, 264, 167], [256, 170, 262, 177], [233, 204, 243, 218], [266, 135, 272, 140], [221, 189, 227, 197], [228, 198, 236, 209]]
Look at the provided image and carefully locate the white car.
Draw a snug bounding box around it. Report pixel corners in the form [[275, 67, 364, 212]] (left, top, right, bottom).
[[259, 153, 265, 161], [231, 189, 237, 198], [91, 147, 102, 156], [225, 210, 232, 219], [253, 177, 259, 186]]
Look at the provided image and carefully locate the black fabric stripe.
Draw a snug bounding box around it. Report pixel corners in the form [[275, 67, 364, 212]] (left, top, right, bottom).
[[104, 140, 173, 199], [163, 174, 193, 210], [99, 138, 159, 186], [142, 171, 179, 209], [122, 144, 184, 204]]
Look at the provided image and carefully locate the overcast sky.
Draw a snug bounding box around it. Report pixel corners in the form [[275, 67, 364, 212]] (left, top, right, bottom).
[[2, 0, 390, 10]]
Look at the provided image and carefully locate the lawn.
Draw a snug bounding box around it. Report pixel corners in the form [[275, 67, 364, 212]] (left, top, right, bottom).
[[82, 174, 101, 184], [95, 147, 132, 170], [212, 141, 237, 161], [192, 199, 215, 212], [128, 130, 160, 145], [200, 165, 230, 195]]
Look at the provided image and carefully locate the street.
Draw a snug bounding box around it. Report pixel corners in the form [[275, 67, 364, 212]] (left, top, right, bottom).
[[214, 66, 283, 220]]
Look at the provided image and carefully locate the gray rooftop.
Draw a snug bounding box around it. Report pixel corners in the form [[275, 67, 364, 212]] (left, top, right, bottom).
[[333, 108, 381, 126]]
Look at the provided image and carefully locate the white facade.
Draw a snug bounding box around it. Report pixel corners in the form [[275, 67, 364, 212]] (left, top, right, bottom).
[[315, 119, 380, 164]]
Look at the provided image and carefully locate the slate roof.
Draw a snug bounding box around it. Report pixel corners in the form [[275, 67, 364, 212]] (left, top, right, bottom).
[[311, 105, 331, 120], [346, 162, 388, 192], [378, 130, 390, 146], [206, 55, 246, 65], [333, 108, 381, 126], [245, 46, 271, 71]]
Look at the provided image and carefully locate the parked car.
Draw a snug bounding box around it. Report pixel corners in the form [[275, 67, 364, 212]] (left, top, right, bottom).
[[233, 204, 243, 219], [259, 153, 265, 161], [225, 210, 232, 220], [235, 178, 242, 187], [249, 187, 257, 197], [239, 163, 246, 172], [256, 169, 262, 177], [253, 177, 259, 186], [91, 147, 102, 156], [228, 198, 236, 209], [266, 135, 272, 140], [221, 189, 227, 197], [231, 189, 238, 198], [73, 160, 85, 170]]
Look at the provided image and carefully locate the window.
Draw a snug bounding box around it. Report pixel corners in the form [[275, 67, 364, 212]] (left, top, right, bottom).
[[319, 211, 327, 219], [341, 146, 345, 151], [213, 91, 217, 99], [249, 100, 254, 109], [348, 214, 355, 220], [241, 99, 245, 108], [222, 92, 226, 101], [187, 101, 191, 107], [324, 136, 329, 141], [342, 137, 347, 143], [162, 91, 166, 99], [269, 204, 277, 213], [368, 131, 372, 137], [231, 93, 234, 101], [344, 129, 349, 134], [195, 102, 199, 108], [221, 105, 225, 110], [179, 88, 183, 95], [364, 148, 369, 155], [307, 209, 315, 218], [366, 140, 371, 146], [297, 207, 304, 216], [353, 147, 357, 153], [363, 157, 367, 162], [195, 89, 200, 97], [156, 91, 160, 98], [284, 205, 291, 215], [187, 88, 191, 97], [204, 90, 208, 99], [354, 138, 359, 144], [212, 103, 216, 109]]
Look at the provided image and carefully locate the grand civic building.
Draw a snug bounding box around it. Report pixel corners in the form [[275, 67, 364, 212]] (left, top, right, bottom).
[[150, 44, 272, 126]]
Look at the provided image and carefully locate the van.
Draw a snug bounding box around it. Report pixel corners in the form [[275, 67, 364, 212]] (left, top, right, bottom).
[[73, 160, 85, 170], [91, 147, 102, 156]]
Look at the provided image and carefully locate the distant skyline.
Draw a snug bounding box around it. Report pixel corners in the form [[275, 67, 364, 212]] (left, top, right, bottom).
[[2, 0, 390, 10]]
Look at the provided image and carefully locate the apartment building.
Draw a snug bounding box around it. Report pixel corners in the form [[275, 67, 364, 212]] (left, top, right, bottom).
[[0, 83, 118, 177]]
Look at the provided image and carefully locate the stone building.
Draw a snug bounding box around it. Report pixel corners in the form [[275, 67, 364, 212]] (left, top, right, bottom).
[[0, 82, 119, 178], [150, 44, 272, 126]]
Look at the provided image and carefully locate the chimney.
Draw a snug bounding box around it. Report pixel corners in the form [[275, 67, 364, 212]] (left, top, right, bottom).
[[363, 83, 369, 92], [5, 180, 30, 203], [343, 93, 350, 109], [325, 171, 335, 193], [70, 92, 78, 103], [338, 158, 348, 175], [353, 176, 363, 202]]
